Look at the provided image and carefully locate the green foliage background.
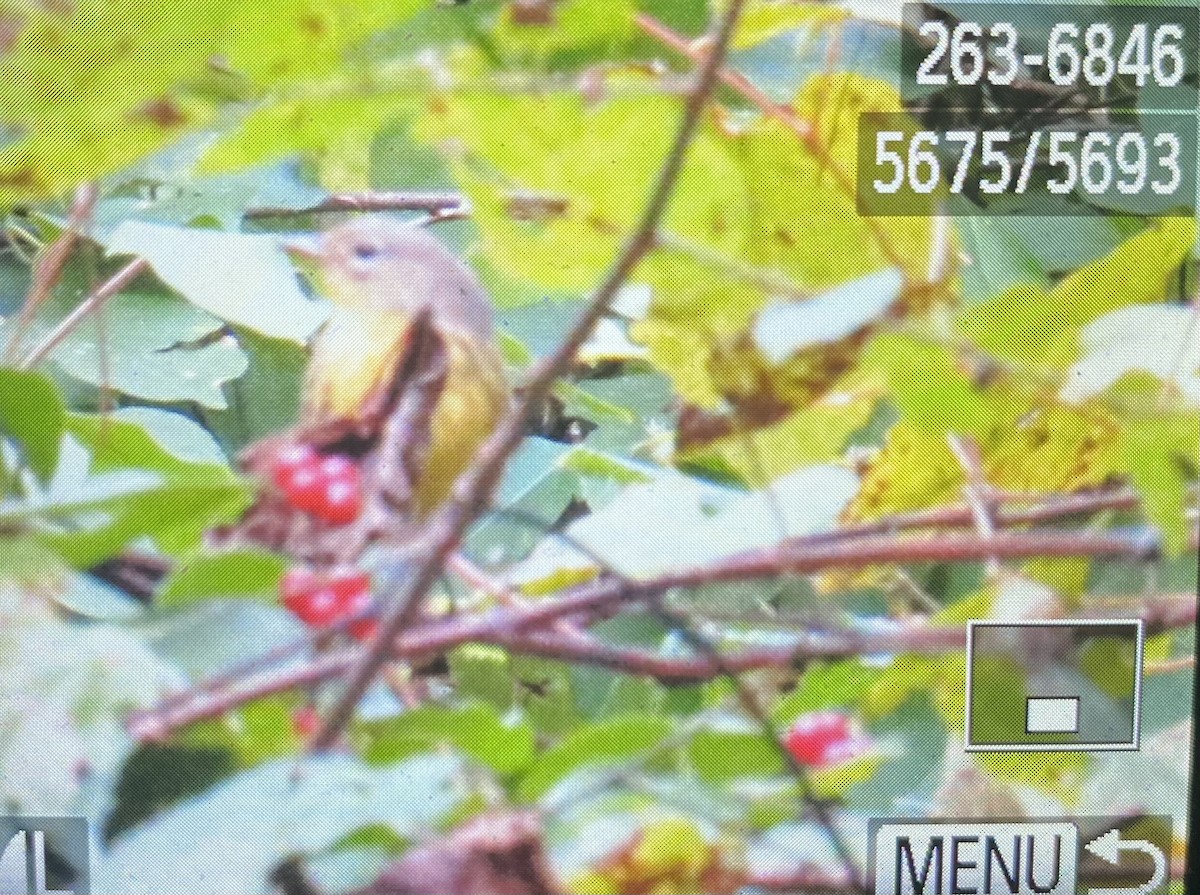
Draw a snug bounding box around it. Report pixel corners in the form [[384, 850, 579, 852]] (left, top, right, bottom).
[[0, 1, 1196, 892]]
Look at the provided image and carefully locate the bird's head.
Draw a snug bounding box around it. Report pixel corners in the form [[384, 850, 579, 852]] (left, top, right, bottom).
[[283, 217, 495, 340]]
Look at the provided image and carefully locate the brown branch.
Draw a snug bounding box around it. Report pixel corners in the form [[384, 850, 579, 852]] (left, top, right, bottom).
[[92, 483, 1155, 709], [6, 183, 98, 365], [305, 0, 752, 752], [244, 192, 469, 221], [18, 256, 149, 371], [128, 585, 1197, 741], [834, 486, 1140, 540], [87, 484, 1146, 603], [338, 312, 450, 563], [127, 521, 1194, 741]]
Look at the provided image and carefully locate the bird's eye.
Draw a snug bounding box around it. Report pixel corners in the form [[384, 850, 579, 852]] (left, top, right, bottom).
[[352, 243, 380, 261]]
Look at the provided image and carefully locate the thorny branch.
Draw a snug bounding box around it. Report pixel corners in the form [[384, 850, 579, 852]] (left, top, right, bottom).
[[126, 519, 1196, 740], [114, 483, 1155, 719], [306, 0, 752, 753]]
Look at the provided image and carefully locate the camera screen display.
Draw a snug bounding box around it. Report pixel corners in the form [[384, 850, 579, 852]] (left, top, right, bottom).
[[0, 2, 1195, 894]]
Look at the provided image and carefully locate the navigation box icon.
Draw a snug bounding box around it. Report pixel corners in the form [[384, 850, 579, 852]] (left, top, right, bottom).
[[965, 619, 1144, 751]]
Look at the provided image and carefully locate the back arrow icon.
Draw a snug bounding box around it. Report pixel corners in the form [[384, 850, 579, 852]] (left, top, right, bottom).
[[1085, 828, 1167, 895]]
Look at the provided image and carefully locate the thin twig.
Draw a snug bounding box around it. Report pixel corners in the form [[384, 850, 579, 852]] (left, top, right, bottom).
[[244, 192, 469, 221], [821, 486, 1140, 545], [19, 256, 149, 370], [306, 0, 752, 753], [128, 585, 1197, 740], [948, 434, 1000, 576], [128, 521, 1194, 742], [5, 183, 98, 365]]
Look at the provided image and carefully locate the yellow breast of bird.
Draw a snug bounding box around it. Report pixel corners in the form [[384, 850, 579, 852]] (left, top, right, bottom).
[[304, 307, 510, 513]]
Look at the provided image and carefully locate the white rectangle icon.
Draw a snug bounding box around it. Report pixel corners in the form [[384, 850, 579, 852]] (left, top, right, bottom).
[[965, 619, 1144, 751], [1026, 697, 1080, 734], [872, 821, 1078, 895]]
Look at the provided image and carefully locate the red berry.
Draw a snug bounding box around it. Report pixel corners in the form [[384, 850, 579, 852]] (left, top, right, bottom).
[[318, 473, 363, 524], [270, 444, 318, 490], [292, 706, 321, 738], [279, 453, 363, 524], [280, 567, 318, 607], [296, 584, 345, 627], [335, 574, 374, 638], [280, 464, 323, 508], [279, 568, 374, 631], [784, 711, 855, 767], [329, 572, 371, 605], [317, 455, 356, 480]]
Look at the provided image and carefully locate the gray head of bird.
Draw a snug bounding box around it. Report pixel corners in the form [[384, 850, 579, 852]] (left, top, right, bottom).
[[282, 217, 495, 341]]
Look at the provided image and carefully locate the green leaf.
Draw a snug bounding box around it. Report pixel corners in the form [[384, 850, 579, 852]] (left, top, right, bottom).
[[1061, 305, 1200, 405], [514, 465, 856, 583], [1119, 408, 1199, 555], [356, 702, 536, 776], [47, 290, 248, 409], [157, 549, 288, 608], [959, 217, 1049, 301], [959, 216, 1144, 301], [204, 327, 307, 449], [99, 754, 464, 895], [956, 217, 1197, 368], [20, 413, 255, 566], [557, 380, 639, 424], [728, 1, 848, 50], [493, 0, 639, 60], [0, 0, 427, 201], [65, 411, 231, 478], [198, 87, 425, 176], [0, 368, 63, 481], [517, 712, 674, 800], [463, 461, 579, 566], [40, 476, 252, 567], [861, 332, 1007, 437], [111, 408, 228, 466], [105, 222, 328, 343], [742, 74, 935, 288], [417, 88, 748, 293], [134, 601, 305, 681], [510, 656, 580, 736], [105, 744, 240, 842], [772, 660, 882, 724], [678, 397, 875, 483], [448, 645, 516, 709], [688, 723, 785, 781], [559, 447, 655, 485]]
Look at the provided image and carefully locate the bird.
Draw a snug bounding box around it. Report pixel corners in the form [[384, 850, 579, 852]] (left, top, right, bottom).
[[282, 217, 511, 518]]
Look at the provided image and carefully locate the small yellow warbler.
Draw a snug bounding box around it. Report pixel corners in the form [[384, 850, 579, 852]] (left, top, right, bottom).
[[285, 217, 510, 515]]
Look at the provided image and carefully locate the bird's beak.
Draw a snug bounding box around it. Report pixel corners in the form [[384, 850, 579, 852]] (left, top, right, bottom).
[[280, 233, 325, 262]]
